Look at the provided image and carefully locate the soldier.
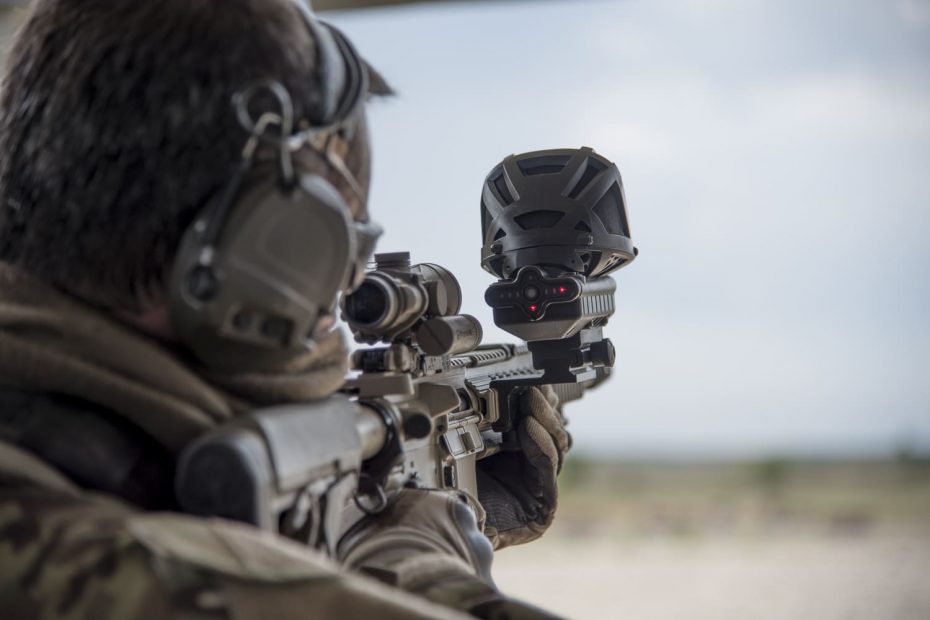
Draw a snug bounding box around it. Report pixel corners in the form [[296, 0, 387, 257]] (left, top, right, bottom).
[[0, 0, 570, 618]]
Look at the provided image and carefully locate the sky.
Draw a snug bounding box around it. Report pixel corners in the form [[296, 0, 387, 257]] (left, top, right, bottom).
[[328, 0, 930, 458]]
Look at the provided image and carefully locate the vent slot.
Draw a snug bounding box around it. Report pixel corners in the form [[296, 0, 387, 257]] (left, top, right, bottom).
[[494, 228, 506, 240], [517, 154, 571, 176], [592, 182, 629, 236], [568, 159, 607, 198], [481, 199, 493, 235], [514, 210, 564, 230], [491, 172, 514, 205], [574, 220, 592, 233]]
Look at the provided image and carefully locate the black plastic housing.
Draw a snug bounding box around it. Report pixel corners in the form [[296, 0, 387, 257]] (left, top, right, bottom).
[[480, 147, 637, 280], [485, 265, 616, 342]]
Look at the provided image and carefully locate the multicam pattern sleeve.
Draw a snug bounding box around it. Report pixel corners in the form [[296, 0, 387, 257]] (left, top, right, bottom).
[[0, 476, 469, 620]]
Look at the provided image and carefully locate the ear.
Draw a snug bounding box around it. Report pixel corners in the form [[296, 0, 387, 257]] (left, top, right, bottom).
[[363, 60, 395, 98]]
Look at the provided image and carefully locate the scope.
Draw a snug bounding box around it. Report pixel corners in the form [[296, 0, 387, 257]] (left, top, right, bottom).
[[478, 147, 636, 381], [342, 252, 482, 356], [480, 147, 636, 344]]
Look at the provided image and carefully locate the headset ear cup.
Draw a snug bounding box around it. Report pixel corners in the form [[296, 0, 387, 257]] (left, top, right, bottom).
[[165, 3, 373, 369], [169, 174, 356, 369]]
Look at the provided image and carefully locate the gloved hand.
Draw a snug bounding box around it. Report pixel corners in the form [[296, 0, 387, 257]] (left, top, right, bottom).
[[338, 488, 560, 619], [338, 488, 495, 609], [476, 385, 571, 549]]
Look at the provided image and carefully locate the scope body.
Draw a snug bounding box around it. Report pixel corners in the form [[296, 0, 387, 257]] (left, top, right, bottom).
[[342, 252, 482, 356], [479, 147, 635, 354]]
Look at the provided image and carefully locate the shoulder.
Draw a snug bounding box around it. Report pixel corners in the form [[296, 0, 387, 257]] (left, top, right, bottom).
[[0, 481, 467, 620], [0, 388, 176, 508]]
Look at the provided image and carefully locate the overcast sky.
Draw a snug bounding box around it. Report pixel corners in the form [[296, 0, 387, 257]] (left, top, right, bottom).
[[327, 0, 930, 458]]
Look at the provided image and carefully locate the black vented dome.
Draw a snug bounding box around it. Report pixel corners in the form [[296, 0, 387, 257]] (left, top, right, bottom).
[[480, 147, 637, 279]]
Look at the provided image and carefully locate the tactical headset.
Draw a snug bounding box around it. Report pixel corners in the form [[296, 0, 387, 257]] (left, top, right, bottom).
[[169, 0, 381, 368]]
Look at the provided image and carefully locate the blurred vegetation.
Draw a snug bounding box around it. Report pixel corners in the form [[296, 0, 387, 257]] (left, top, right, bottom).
[[895, 442, 930, 479], [553, 457, 930, 541], [750, 457, 789, 494]]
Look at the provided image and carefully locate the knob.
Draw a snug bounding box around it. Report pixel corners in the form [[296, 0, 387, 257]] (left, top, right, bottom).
[[589, 338, 616, 368]]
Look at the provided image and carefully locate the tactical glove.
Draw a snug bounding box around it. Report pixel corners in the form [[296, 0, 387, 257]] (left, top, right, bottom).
[[338, 488, 559, 619], [476, 385, 570, 549], [339, 489, 493, 603]]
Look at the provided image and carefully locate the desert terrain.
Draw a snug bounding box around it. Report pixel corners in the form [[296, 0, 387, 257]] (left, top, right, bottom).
[[494, 459, 930, 619]]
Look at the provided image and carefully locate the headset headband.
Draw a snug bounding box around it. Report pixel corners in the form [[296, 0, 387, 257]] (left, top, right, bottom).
[[292, 0, 368, 128]]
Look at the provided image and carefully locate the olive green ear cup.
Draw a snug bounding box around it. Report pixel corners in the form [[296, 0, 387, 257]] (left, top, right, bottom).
[[169, 174, 355, 368], [166, 4, 379, 369]]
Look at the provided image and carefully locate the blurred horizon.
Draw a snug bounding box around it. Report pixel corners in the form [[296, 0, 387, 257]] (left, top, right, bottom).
[[327, 0, 930, 460]]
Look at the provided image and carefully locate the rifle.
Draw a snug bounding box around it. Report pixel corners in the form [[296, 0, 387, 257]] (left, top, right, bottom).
[[340, 251, 616, 501], [175, 147, 636, 550]]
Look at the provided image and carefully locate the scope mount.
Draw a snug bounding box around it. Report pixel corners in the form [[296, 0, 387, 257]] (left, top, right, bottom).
[[483, 263, 618, 432], [485, 326, 615, 432]]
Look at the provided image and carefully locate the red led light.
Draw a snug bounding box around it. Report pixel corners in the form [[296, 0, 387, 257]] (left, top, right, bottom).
[[558, 286, 567, 294], [529, 304, 538, 312]]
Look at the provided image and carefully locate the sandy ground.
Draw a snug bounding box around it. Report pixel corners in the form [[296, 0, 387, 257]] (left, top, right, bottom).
[[492, 460, 930, 619], [493, 534, 930, 620]]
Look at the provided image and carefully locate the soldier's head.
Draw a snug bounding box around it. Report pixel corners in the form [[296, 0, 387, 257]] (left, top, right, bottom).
[[0, 0, 388, 355]]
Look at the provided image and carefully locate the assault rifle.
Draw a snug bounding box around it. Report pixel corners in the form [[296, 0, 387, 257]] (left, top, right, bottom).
[[340, 250, 616, 500], [176, 147, 636, 551]]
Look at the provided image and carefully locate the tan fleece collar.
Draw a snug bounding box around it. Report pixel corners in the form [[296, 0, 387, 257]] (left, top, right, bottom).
[[0, 263, 349, 453]]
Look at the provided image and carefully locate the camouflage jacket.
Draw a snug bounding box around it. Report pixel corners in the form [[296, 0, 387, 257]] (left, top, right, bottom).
[[0, 267, 482, 620], [0, 439, 470, 620]]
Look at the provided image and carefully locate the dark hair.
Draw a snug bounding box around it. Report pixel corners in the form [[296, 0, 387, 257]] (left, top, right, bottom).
[[0, 0, 372, 310]]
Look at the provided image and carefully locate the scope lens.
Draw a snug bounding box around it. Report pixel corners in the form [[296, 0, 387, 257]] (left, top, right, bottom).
[[344, 281, 388, 326]]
